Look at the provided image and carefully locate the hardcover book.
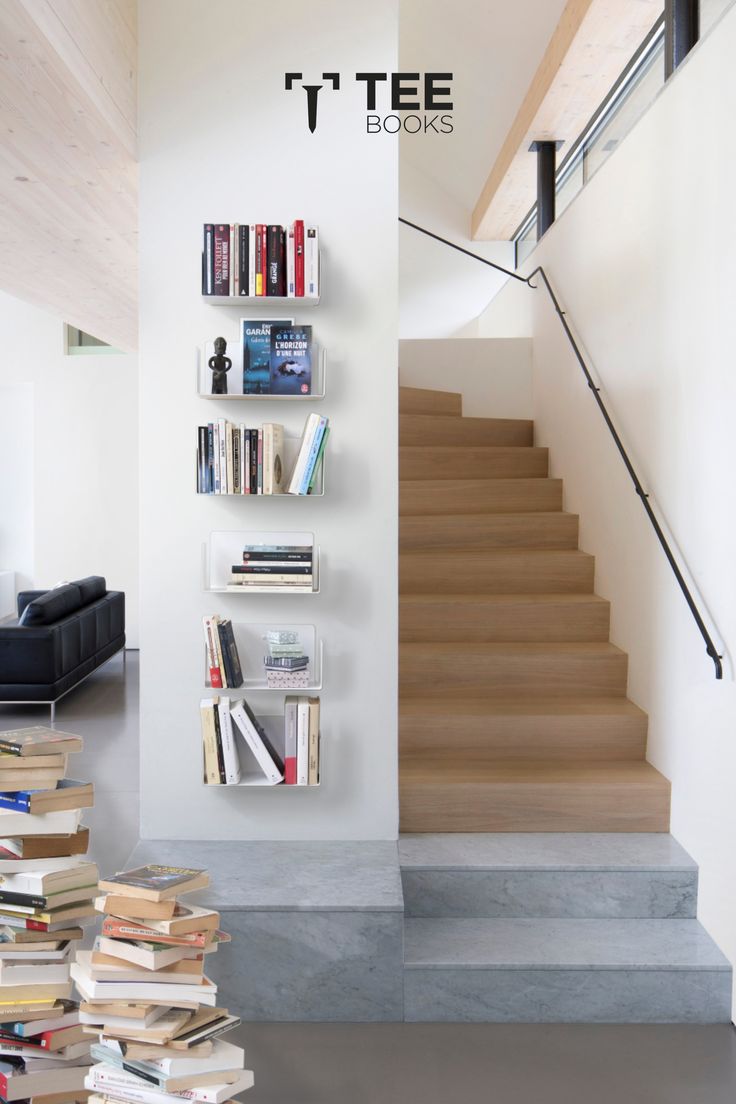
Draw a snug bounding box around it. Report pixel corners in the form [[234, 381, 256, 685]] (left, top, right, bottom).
[[269, 325, 312, 395], [97, 867, 209, 903], [241, 319, 292, 394]]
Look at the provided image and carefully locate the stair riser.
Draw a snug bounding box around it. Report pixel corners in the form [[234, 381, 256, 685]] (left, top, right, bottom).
[[400, 652, 627, 698], [400, 447, 548, 481], [399, 714, 647, 761], [399, 387, 462, 417], [399, 782, 670, 832], [400, 599, 610, 643], [400, 480, 563, 516], [400, 513, 579, 551], [401, 870, 698, 920], [400, 414, 533, 447], [400, 553, 594, 595], [403, 968, 731, 1023]]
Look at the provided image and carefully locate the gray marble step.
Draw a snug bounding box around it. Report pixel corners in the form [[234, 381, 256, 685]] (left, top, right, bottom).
[[400, 833, 698, 919], [125, 840, 404, 1021], [404, 917, 732, 1023]]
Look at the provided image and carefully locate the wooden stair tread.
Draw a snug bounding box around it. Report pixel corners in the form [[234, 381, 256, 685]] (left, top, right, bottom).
[[400, 760, 668, 786], [399, 696, 646, 719], [400, 512, 580, 551], [401, 641, 626, 657], [400, 479, 563, 515], [400, 413, 534, 447], [400, 593, 609, 608], [400, 445, 548, 481]]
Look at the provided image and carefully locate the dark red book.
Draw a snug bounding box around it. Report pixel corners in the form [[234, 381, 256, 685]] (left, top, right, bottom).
[[294, 220, 305, 297], [213, 224, 230, 296]]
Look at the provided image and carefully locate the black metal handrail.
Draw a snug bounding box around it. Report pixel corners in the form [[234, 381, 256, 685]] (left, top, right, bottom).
[[399, 216, 723, 679]]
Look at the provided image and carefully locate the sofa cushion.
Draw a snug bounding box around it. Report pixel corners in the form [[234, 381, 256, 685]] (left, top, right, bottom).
[[18, 584, 84, 627], [71, 576, 107, 605]]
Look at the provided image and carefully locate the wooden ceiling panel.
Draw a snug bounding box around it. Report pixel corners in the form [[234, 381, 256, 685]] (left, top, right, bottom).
[[0, 0, 137, 350]]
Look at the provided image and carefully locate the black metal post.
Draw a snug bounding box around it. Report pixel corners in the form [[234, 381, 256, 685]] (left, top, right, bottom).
[[532, 141, 557, 238], [665, 0, 699, 78]]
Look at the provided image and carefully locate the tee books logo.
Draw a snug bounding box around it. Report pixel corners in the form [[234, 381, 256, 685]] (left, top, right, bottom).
[[285, 71, 454, 134]]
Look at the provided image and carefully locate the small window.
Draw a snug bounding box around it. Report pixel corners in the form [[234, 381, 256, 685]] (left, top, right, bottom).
[[63, 324, 122, 355]]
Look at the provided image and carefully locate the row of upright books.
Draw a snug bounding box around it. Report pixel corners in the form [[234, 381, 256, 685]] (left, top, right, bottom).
[[202, 221, 319, 298], [200, 696, 320, 787], [196, 415, 329, 496]]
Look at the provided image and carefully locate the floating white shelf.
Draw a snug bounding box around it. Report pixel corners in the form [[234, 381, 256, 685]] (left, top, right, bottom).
[[203, 713, 323, 788], [197, 432, 326, 497], [203, 295, 320, 307], [196, 346, 326, 401], [203, 531, 321, 595], [204, 623, 323, 693]]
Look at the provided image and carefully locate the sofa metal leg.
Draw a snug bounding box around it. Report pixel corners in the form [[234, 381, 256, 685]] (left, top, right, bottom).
[[50, 702, 55, 727]]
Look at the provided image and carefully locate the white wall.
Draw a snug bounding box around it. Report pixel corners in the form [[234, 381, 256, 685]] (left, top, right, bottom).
[[138, 0, 398, 840], [400, 338, 532, 418], [0, 384, 34, 592], [483, 6, 736, 1002], [0, 293, 139, 643], [400, 162, 515, 338]]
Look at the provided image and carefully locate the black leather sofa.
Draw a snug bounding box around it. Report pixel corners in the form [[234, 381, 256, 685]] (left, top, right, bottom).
[[0, 577, 125, 721]]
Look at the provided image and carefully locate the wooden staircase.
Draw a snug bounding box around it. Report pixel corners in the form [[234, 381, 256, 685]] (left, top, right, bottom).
[[399, 385, 670, 832]]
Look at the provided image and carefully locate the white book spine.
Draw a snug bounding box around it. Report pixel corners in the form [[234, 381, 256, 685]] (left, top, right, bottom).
[[248, 224, 256, 296], [263, 424, 273, 496], [286, 224, 296, 297], [296, 698, 309, 785], [287, 413, 321, 494], [306, 226, 319, 296], [239, 425, 246, 495], [217, 697, 241, 785], [212, 422, 220, 493], [244, 430, 251, 495], [230, 703, 282, 785], [217, 418, 227, 494], [225, 422, 234, 494]]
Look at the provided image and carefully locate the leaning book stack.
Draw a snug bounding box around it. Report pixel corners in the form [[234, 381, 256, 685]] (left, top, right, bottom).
[[286, 414, 329, 496], [74, 865, 253, 1102], [201, 221, 319, 299], [0, 725, 97, 1102]]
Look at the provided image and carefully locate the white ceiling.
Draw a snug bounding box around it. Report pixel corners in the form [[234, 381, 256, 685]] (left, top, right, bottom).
[[400, 0, 569, 213]]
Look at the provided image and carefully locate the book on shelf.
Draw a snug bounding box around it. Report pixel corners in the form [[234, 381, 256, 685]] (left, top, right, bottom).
[[201, 616, 243, 689], [0, 727, 98, 1100], [202, 220, 319, 298], [264, 629, 311, 689], [241, 318, 292, 395], [229, 542, 315, 592], [77, 864, 250, 1101], [269, 324, 312, 395], [286, 412, 330, 495], [196, 421, 287, 495]]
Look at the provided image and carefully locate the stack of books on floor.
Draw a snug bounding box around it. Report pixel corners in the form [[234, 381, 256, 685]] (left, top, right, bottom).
[[0, 725, 96, 1101], [203, 617, 244, 690], [197, 421, 286, 495], [286, 413, 329, 495], [264, 631, 310, 689], [199, 696, 321, 787], [202, 221, 319, 298], [74, 864, 253, 1101], [229, 542, 315, 593]]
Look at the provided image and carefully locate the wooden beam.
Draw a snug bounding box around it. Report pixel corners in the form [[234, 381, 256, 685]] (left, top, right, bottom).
[[0, 0, 137, 350], [471, 0, 661, 241]]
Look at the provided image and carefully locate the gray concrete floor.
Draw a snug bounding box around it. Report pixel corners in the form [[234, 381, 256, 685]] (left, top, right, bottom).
[[2, 655, 736, 1101]]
